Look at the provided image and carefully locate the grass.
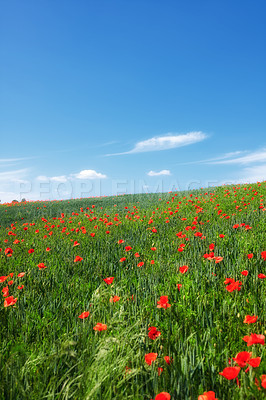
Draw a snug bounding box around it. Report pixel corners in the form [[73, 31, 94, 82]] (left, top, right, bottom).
[[0, 183, 265, 399]]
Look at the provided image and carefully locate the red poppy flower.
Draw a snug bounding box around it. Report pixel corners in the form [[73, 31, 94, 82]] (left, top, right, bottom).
[[0, 276, 8, 283], [78, 311, 90, 319], [258, 273, 266, 279], [261, 375, 266, 389], [125, 246, 132, 251], [37, 263, 47, 269], [103, 277, 114, 285], [148, 326, 161, 340], [157, 296, 171, 309], [219, 366, 240, 380], [164, 356, 173, 365], [28, 249, 34, 254], [225, 279, 242, 292], [179, 265, 188, 274], [243, 315, 258, 324], [2, 287, 9, 297], [157, 367, 163, 376], [209, 243, 215, 250], [198, 391, 218, 400], [93, 323, 107, 331], [242, 333, 265, 346], [118, 240, 124, 244], [260, 251, 266, 260], [73, 241, 80, 247], [145, 352, 157, 365], [154, 393, 170, 400], [248, 357, 261, 368], [18, 272, 25, 278], [241, 270, 249, 276], [177, 283, 182, 291], [120, 257, 126, 262], [247, 253, 253, 259], [18, 285, 24, 290], [4, 248, 13, 257], [74, 256, 83, 262], [198, 392, 217, 400], [4, 295, 18, 307], [137, 261, 144, 267], [90, 233, 95, 237], [203, 252, 215, 260], [233, 351, 251, 367], [110, 295, 120, 303], [151, 247, 157, 251], [219, 234, 225, 238]]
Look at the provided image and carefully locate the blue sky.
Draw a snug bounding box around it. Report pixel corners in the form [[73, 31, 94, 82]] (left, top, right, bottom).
[[0, 0, 266, 202]]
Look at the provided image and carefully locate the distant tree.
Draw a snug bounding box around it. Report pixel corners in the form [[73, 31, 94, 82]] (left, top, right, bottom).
[[12, 199, 18, 203], [21, 198, 26, 202]]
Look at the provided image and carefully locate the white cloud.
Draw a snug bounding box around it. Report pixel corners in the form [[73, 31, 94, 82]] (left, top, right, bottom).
[[36, 175, 49, 181], [50, 175, 68, 182], [72, 169, 107, 179], [107, 131, 207, 155], [147, 169, 171, 176], [36, 175, 68, 182], [36, 170, 107, 181]]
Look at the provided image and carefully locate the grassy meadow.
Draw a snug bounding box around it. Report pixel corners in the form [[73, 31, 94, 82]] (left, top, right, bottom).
[[0, 183, 265, 400]]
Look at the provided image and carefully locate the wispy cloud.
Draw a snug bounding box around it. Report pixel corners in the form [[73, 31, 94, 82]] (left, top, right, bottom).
[[176, 149, 266, 166], [0, 157, 35, 163], [0, 169, 29, 182], [211, 149, 266, 165], [176, 151, 247, 166], [0, 157, 32, 163], [147, 169, 171, 176], [106, 131, 207, 156]]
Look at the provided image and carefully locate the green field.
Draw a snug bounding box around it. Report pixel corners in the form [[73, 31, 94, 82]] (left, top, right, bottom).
[[0, 183, 265, 400]]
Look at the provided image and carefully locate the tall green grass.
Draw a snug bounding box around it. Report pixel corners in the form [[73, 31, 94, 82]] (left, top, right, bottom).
[[0, 183, 265, 399]]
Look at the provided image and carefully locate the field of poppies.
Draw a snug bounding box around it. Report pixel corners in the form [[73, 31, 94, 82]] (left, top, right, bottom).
[[0, 182, 265, 400]]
